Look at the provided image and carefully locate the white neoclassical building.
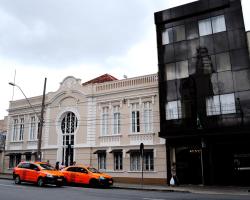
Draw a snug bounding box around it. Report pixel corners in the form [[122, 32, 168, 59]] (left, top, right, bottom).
[[4, 73, 166, 184]]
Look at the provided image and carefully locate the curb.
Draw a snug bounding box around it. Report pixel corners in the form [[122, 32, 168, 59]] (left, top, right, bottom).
[[112, 186, 190, 193]]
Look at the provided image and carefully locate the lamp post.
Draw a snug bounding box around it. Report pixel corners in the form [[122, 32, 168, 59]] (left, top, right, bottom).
[[9, 78, 47, 161]]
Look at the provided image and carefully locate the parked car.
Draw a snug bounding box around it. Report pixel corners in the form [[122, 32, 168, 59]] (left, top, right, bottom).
[[61, 165, 113, 187], [13, 161, 64, 187]]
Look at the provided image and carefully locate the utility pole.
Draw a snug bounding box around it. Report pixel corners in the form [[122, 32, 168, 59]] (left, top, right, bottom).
[[37, 78, 47, 161]]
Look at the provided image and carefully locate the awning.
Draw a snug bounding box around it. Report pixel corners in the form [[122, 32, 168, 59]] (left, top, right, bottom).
[[126, 149, 153, 154], [126, 149, 140, 154], [23, 152, 32, 155], [93, 150, 106, 154], [5, 152, 22, 156], [109, 149, 123, 153]]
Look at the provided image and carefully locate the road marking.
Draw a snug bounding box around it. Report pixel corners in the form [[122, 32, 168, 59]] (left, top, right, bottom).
[[0, 183, 22, 188]]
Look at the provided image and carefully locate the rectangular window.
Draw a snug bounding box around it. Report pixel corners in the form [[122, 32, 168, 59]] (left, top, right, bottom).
[[26, 154, 31, 161], [101, 107, 109, 136], [114, 152, 123, 171], [199, 18, 212, 36], [162, 25, 186, 45], [166, 100, 182, 120], [16, 154, 21, 166], [176, 60, 189, 79], [173, 25, 186, 42], [144, 151, 154, 171], [212, 15, 226, 34], [220, 93, 236, 114], [131, 103, 140, 133], [206, 95, 221, 116], [9, 155, 15, 168], [29, 116, 36, 140], [98, 153, 106, 170], [162, 28, 173, 45], [12, 119, 18, 141], [206, 93, 236, 116], [199, 15, 226, 36], [19, 117, 24, 141], [143, 102, 152, 133], [165, 60, 189, 81], [216, 52, 231, 72], [113, 106, 120, 135], [130, 152, 141, 171]]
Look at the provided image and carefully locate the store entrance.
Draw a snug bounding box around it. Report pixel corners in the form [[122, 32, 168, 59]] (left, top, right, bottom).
[[176, 147, 202, 184]]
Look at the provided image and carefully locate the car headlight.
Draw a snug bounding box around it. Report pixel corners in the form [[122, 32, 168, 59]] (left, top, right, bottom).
[[46, 174, 54, 178], [99, 176, 105, 180]]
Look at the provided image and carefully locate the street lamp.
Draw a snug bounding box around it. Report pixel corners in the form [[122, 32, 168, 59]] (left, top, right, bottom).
[[9, 78, 47, 161]]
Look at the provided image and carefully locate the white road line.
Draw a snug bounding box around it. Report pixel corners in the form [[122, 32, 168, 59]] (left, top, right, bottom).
[[0, 183, 22, 188]]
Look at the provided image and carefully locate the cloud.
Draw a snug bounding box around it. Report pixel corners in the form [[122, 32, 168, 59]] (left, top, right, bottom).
[[0, 0, 166, 68]]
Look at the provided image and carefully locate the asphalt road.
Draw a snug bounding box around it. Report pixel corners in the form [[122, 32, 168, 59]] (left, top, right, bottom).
[[0, 179, 249, 200]]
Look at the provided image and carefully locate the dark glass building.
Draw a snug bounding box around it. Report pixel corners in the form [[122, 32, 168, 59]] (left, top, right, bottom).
[[155, 0, 250, 185]]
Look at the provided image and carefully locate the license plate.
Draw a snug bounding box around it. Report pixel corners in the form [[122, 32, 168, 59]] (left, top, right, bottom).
[[109, 180, 113, 183], [57, 179, 63, 181]]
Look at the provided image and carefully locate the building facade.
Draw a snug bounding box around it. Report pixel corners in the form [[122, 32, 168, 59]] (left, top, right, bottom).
[[155, 0, 250, 185], [0, 117, 7, 172], [4, 74, 166, 184]]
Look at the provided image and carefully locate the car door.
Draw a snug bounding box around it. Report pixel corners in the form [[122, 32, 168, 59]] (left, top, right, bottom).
[[64, 167, 77, 183], [28, 164, 40, 182], [77, 167, 89, 184], [21, 163, 30, 181]]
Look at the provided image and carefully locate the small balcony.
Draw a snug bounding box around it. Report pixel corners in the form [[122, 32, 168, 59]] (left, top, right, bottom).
[[128, 133, 155, 145], [99, 135, 122, 146]]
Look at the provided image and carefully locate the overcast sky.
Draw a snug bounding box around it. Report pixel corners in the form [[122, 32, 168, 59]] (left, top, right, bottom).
[[0, 0, 250, 119]]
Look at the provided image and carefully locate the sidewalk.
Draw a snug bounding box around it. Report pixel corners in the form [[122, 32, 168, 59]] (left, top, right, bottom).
[[113, 182, 250, 195], [1, 173, 249, 195]]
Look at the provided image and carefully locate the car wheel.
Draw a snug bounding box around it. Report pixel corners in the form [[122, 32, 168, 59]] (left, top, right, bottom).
[[14, 175, 21, 184], [89, 179, 99, 188], [56, 183, 63, 187], [37, 177, 44, 187]]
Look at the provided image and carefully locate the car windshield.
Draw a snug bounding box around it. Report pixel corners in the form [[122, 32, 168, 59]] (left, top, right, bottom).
[[38, 163, 55, 170], [87, 167, 100, 173]]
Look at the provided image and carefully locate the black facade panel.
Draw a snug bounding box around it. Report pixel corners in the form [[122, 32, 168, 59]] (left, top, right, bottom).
[[200, 35, 214, 55], [163, 44, 175, 63], [230, 49, 250, 71], [166, 80, 177, 101], [233, 70, 250, 92], [174, 41, 188, 61], [187, 39, 199, 58], [213, 32, 229, 53], [217, 71, 234, 93], [185, 19, 199, 40], [225, 9, 245, 31], [227, 29, 247, 50]]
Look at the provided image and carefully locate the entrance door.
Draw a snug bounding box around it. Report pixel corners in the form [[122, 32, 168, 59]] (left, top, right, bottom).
[[61, 112, 78, 167], [176, 147, 202, 184]]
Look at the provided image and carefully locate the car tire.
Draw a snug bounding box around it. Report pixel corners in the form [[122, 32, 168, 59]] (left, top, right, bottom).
[[37, 177, 44, 187], [14, 175, 21, 184], [89, 179, 99, 188], [56, 183, 63, 187]]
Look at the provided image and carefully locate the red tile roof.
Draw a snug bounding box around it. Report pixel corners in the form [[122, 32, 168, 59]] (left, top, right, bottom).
[[82, 74, 118, 86]]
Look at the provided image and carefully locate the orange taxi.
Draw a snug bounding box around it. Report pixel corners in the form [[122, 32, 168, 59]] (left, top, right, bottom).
[[13, 161, 64, 187], [61, 165, 113, 187]]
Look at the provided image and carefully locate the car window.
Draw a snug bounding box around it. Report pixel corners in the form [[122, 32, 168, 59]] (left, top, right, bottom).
[[38, 163, 54, 170], [87, 167, 100, 173], [29, 164, 39, 171], [77, 167, 88, 173], [67, 167, 76, 172], [18, 163, 30, 169]]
